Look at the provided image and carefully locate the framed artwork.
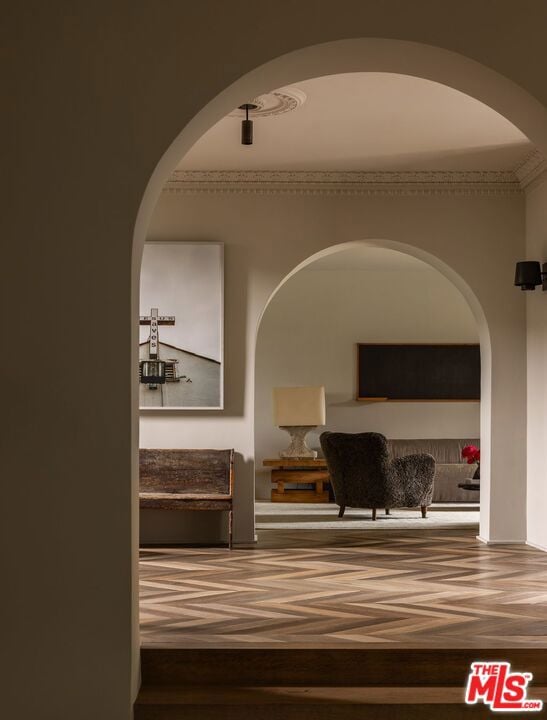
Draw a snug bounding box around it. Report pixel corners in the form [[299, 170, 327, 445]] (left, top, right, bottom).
[[357, 343, 480, 401], [139, 242, 224, 410]]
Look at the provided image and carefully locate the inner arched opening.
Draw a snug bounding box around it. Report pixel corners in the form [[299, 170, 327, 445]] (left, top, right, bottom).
[[255, 243, 483, 533]]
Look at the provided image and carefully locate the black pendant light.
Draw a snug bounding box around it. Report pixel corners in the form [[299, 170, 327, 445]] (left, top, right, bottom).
[[239, 103, 258, 145]]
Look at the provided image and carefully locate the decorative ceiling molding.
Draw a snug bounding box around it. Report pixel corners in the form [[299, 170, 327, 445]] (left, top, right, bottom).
[[228, 88, 307, 118], [164, 169, 523, 197], [513, 149, 547, 189], [524, 170, 547, 195], [171, 169, 519, 184]]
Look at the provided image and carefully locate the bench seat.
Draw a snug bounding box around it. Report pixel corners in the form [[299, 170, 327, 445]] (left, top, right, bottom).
[[139, 448, 234, 546], [139, 493, 232, 511]]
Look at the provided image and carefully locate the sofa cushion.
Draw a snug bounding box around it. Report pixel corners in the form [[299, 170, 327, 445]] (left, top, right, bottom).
[[387, 438, 480, 465], [433, 463, 479, 502]]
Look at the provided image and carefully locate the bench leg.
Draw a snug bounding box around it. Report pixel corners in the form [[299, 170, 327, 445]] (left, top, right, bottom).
[[228, 508, 233, 550]]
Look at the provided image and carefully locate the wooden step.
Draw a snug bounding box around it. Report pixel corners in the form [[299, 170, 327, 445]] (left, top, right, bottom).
[[137, 648, 547, 719], [135, 685, 547, 719], [141, 647, 547, 687]]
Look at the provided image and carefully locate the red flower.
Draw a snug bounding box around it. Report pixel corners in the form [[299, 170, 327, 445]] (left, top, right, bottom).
[[462, 445, 480, 464]]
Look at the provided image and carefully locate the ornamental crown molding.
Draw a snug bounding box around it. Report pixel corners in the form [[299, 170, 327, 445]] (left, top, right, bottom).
[[164, 168, 523, 197], [513, 149, 547, 189], [170, 169, 519, 184]]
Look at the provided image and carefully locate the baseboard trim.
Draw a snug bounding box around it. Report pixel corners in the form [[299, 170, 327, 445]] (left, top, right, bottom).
[[478, 538, 547, 553], [233, 537, 258, 548], [141, 542, 230, 548], [141, 537, 258, 549], [526, 540, 547, 552], [476, 535, 526, 545]]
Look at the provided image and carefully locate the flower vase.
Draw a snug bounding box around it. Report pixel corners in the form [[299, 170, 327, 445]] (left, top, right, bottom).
[[472, 462, 480, 480]]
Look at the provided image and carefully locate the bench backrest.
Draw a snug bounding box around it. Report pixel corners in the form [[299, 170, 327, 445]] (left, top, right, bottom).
[[140, 448, 234, 496]]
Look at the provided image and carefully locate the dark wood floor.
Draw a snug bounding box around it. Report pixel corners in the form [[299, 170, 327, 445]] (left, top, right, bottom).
[[140, 527, 547, 648]]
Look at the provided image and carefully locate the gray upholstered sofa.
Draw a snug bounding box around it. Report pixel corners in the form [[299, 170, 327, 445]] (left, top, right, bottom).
[[387, 438, 480, 503]]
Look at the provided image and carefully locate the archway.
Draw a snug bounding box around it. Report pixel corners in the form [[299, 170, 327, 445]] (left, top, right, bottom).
[[254, 239, 489, 532], [134, 36, 541, 570], [126, 37, 547, 718]]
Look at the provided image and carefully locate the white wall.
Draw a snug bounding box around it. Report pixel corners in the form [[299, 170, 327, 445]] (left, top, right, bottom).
[[142, 188, 525, 545], [526, 175, 547, 550], [255, 265, 480, 499]]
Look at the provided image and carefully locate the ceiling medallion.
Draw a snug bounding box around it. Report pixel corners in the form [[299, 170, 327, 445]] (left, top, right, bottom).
[[229, 87, 307, 118]]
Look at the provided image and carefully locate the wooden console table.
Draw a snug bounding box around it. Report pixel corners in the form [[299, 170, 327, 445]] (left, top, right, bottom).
[[263, 458, 330, 503]]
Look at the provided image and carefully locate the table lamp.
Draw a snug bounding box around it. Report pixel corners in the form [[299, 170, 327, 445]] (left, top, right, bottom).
[[273, 386, 326, 459]]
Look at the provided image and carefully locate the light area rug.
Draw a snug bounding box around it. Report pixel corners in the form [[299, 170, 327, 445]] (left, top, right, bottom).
[[255, 502, 479, 530]]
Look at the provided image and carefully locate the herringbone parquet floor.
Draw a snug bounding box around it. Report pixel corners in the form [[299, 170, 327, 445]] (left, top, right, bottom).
[[140, 528, 547, 648]]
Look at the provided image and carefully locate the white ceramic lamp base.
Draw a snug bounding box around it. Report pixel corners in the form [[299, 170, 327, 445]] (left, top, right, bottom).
[[279, 426, 317, 459]]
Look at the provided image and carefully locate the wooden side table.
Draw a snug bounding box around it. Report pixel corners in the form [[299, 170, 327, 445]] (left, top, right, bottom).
[[263, 458, 330, 503]]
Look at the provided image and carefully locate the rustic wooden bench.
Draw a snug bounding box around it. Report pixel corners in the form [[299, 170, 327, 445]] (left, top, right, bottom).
[[139, 448, 234, 549]]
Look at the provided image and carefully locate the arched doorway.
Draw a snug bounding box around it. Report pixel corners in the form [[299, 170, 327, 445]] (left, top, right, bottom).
[[254, 240, 487, 530], [135, 35, 541, 583], [127, 34, 547, 719]]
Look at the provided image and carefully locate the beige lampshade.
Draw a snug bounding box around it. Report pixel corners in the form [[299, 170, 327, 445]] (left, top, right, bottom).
[[273, 386, 326, 427]]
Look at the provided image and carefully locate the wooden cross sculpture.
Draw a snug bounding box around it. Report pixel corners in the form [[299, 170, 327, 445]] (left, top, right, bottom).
[[139, 307, 175, 359]]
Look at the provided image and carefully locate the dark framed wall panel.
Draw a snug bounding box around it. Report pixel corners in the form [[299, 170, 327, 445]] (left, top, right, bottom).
[[357, 343, 481, 401]]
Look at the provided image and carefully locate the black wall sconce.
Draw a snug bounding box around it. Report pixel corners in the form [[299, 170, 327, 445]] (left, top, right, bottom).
[[514, 261, 547, 291], [239, 103, 258, 145]]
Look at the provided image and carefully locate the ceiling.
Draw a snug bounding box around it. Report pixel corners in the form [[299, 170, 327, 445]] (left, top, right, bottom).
[[177, 73, 533, 173], [304, 247, 431, 272]]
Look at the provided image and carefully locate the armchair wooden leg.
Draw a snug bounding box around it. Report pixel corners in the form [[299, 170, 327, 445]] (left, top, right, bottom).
[[421, 505, 427, 519], [228, 508, 233, 549], [372, 508, 377, 521], [338, 505, 346, 518], [385, 508, 390, 515]]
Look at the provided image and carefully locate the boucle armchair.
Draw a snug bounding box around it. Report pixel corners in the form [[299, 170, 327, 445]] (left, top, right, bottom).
[[320, 431, 435, 520]]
